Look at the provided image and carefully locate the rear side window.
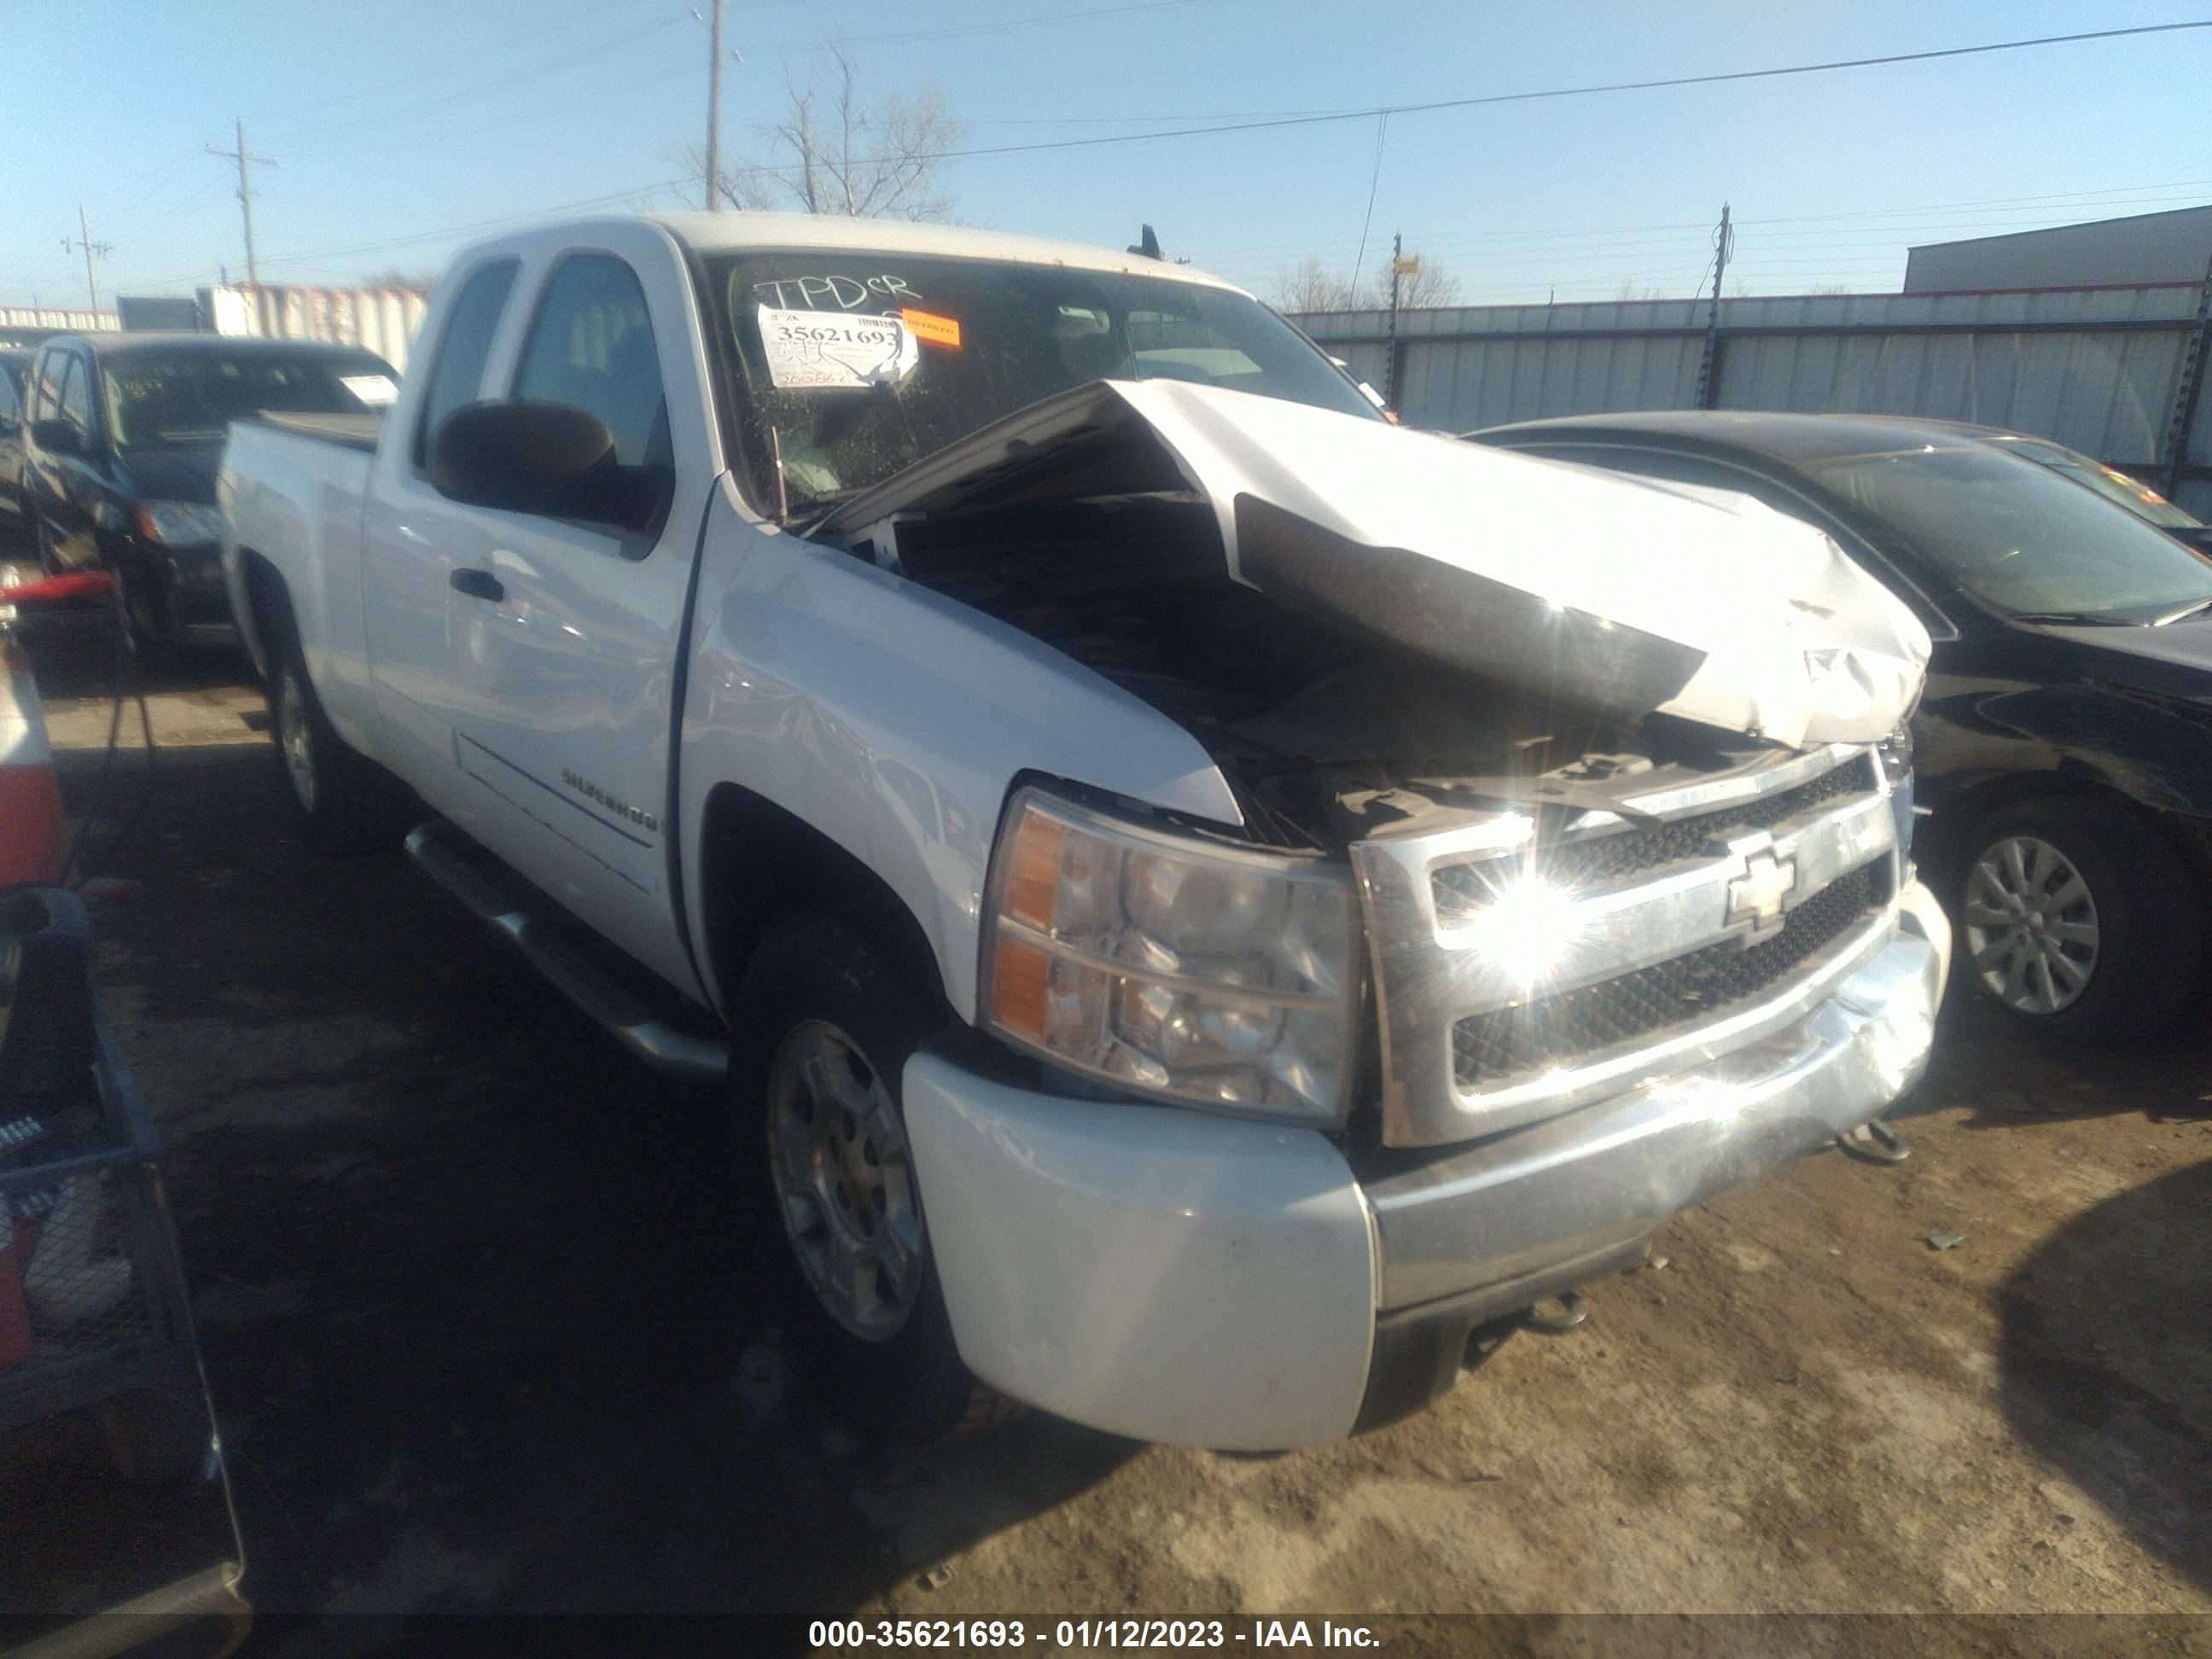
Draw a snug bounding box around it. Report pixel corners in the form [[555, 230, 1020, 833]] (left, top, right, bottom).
[[414, 259, 518, 466], [513, 254, 668, 468]]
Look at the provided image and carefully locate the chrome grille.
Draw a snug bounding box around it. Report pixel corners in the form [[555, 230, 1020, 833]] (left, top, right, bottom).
[[1451, 861, 1889, 1086], [1350, 745, 1904, 1150], [1433, 754, 1875, 921]]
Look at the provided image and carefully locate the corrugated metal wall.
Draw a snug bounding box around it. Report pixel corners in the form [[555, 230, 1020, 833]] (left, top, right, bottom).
[[1293, 283, 2212, 514], [198, 283, 429, 372], [0, 306, 119, 335]]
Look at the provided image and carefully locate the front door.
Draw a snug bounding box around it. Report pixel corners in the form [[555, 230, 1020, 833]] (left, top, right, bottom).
[[372, 230, 719, 997]]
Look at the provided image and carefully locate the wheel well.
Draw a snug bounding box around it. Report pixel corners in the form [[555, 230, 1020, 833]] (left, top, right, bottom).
[[236, 549, 291, 679], [1926, 771, 2211, 893], [696, 783, 952, 1022]]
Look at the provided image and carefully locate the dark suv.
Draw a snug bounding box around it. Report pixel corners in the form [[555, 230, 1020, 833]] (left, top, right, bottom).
[[21, 333, 395, 648]]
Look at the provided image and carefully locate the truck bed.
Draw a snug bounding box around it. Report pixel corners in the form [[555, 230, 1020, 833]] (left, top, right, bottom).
[[242, 409, 386, 453]]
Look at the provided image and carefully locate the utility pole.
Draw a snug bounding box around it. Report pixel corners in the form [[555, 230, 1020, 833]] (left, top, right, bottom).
[[706, 0, 725, 208], [1384, 232, 1423, 411], [207, 119, 276, 287], [1695, 202, 1732, 410], [60, 204, 114, 312]]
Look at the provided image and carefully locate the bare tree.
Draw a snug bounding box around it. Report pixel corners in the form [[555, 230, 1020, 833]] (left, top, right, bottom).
[[684, 47, 963, 221], [1272, 258, 1365, 312], [1271, 254, 1461, 313], [1395, 259, 1461, 309], [361, 268, 437, 292]]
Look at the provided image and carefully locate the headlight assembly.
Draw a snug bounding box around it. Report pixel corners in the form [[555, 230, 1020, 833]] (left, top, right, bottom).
[[980, 786, 1359, 1127], [1876, 724, 1916, 857], [135, 501, 225, 547]]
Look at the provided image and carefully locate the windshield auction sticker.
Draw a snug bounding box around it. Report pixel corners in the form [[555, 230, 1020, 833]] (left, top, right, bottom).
[[339, 374, 399, 406], [899, 308, 962, 350], [758, 305, 919, 389]]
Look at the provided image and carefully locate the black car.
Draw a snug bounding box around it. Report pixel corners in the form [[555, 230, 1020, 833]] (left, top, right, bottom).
[[1470, 410, 2212, 1041], [0, 347, 31, 522], [20, 333, 396, 647], [1910, 419, 2212, 556]]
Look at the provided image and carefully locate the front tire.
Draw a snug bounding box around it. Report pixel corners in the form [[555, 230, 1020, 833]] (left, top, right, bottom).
[[730, 911, 995, 1443], [1956, 795, 2200, 1041]]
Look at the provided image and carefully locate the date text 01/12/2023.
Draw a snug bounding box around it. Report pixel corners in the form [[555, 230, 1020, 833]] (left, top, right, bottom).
[[806, 1619, 1383, 1649]]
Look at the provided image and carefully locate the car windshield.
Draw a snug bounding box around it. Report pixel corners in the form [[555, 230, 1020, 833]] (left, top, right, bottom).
[[1993, 437, 2203, 532], [102, 350, 396, 448], [1809, 443, 2212, 625], [704, 249, 1380, 509]]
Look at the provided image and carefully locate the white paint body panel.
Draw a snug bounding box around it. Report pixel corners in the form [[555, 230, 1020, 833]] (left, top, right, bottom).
[[677, 473, 1242, 1022], [902, 1051, 1377, 1450], [830, 378, 1933, 748]]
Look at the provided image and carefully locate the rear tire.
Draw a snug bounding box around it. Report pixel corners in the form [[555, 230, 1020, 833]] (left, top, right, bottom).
[[1955, 795, 2199, 1042], [264, 619, 410, 857], [728, 911, 1004, 1444]]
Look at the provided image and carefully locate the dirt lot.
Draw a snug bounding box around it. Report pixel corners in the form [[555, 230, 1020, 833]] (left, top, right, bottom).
[[3, 558, 2209, 1646]]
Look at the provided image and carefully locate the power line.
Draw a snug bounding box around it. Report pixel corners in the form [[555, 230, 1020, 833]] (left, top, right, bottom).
[[743, 0, 1222, 55], [1348, 114, 1388, 297], [780, 20, 2212, 172]]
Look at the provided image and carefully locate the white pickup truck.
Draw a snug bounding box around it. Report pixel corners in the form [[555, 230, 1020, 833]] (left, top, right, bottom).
[[219, 212, 1949, 1450]]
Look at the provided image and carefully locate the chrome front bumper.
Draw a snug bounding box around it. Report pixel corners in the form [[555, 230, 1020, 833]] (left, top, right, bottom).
[[1362, 884, 1949, 1317]]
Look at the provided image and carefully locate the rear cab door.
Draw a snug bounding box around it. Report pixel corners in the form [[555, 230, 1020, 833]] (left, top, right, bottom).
[[363, 220, 724, 1000]]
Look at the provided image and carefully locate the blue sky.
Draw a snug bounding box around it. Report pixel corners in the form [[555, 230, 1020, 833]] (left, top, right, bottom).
[[5, 0, 2209, 311]]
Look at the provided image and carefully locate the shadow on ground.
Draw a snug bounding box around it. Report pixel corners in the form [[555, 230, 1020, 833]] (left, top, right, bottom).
[[1996, 1158, 2212, 1598], [16, 707, 1133, 1639]]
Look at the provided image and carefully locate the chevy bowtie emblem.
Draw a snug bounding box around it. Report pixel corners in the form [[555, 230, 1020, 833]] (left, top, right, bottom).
[[1725, 836, 1797, 939]]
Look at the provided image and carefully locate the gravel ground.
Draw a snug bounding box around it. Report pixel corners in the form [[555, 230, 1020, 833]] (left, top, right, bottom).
[[3, 556, 2207, 1647]]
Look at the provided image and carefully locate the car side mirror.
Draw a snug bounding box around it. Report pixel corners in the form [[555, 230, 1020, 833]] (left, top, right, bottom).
[[30, 419, 79, 457], [428, 400, 665, 534]]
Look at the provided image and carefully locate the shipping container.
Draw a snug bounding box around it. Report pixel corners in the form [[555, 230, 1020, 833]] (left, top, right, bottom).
[[196, 283, 429, 372]]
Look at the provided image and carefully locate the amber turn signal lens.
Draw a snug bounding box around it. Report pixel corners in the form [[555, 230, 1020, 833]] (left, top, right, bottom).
[[991, 934, 1051, 1039], [999, 808, 1066, 929]]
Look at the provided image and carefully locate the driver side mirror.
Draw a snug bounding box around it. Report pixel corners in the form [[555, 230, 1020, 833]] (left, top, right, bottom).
[[428, 400, 666, 534], [30, 419, 80, 457]]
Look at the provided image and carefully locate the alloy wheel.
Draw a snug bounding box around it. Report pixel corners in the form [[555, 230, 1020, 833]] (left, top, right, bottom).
[[765, 1019, 923, 1342], [1963, 834, 2099, 1014], [277, 672, 317, 815]]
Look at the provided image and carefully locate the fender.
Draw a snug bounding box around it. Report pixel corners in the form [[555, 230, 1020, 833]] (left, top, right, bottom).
[[677, 474, 1240, 1022]]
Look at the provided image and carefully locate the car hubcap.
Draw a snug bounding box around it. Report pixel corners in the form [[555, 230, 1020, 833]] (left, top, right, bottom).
[[277, 673, 317, 814], [765, 1020, 923, 1343], [1964, 834, 2098, 1014]]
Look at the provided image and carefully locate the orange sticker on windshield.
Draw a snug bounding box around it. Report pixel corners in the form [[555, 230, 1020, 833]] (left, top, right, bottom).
[[901, 308, 963, 349]]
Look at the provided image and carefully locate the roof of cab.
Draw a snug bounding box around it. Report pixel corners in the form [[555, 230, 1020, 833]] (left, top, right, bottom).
[[44, 331, 394, 365], [641, 210, 1246, 294]]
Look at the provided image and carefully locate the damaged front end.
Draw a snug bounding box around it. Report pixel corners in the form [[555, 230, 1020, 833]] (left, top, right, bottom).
[[823, 380, 1935, 1147]]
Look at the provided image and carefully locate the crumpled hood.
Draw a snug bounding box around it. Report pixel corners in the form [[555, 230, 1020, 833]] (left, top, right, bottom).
[[830, 380, 1931, 748]]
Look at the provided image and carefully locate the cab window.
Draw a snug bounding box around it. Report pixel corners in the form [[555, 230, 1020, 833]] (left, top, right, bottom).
[[415, 259, 518, 467], [512, 254, 668, 469], [57, 356, 93, 437], [30, 349, 67, 423]]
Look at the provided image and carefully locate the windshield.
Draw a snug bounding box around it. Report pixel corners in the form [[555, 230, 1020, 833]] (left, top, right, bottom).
[[1992, 436, 2203, 532], [704, 249, 1381, 509], [102, 350, 397, 448], [1809, 443, 2212, 625]]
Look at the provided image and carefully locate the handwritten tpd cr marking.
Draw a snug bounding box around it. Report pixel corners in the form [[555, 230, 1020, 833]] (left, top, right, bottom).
[[752, 275, 921, 311]]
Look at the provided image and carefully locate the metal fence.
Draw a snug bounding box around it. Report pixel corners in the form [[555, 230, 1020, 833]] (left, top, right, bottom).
[[1293, 279, 2212, 516]]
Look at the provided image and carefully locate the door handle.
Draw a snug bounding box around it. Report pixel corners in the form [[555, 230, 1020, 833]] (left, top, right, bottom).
[[450, 567, 504, 602]]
